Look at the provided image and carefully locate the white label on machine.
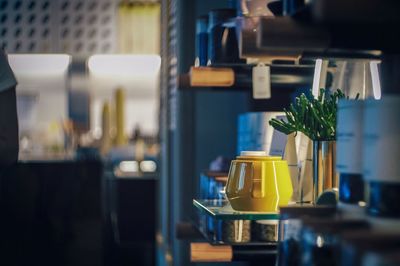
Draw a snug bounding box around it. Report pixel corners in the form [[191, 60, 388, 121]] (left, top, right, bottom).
[[252, 63, 271, 99]]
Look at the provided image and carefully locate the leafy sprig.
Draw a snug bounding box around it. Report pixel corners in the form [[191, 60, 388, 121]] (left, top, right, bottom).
[[269, 89, 357, 141]]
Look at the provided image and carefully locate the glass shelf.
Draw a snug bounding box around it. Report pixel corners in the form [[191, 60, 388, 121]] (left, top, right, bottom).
[[197, 221, 279, 247], [193, 199, 280, 220]]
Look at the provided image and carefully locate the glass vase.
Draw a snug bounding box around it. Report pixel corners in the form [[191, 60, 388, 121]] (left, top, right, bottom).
[[312, 141, 338, 204]]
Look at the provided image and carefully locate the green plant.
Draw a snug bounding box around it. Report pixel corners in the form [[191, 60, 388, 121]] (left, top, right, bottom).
[[269, 89, 357, 141]]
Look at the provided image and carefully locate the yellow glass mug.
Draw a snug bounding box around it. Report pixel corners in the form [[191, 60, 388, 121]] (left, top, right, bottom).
[[226, 151, 293, 212]]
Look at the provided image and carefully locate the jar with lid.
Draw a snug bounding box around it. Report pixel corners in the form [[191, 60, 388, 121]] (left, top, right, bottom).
[[277, 206, 337, 266], [300, 220, 370, 266]]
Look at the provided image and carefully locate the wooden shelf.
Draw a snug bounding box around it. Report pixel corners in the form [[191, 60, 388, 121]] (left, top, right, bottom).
[[190, 242, 277, 263], [189, 67, 235, 87], [179, 63, 315, 90], [191, 243, 233, 263]]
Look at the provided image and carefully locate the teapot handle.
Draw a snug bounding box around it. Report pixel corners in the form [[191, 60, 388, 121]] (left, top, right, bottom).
[[227, 161, 254, 195]]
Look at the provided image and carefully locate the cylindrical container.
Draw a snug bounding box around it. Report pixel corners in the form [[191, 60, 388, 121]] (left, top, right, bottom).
[[312, 141, 338, 204], [277, 206, 337, 266], [221, 220, 251, 243], [300, 220, 370, 266], [208, 9, 240, 65], [115, 88, 126, 146], [363, 97, 400, 218], [336, 100, 364, 204], [195, 15, 208, 66], [253, 219, 279, 242]]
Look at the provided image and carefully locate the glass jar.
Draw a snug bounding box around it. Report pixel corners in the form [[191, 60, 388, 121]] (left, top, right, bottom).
[[277, 206, 336, 266], [253, 219, 279, 242], [300, 220, 369, 266], [219, 219, 251, 243]]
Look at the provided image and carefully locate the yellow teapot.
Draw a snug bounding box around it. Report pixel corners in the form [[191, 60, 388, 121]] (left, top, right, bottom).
[[226, 151, 293, 212]]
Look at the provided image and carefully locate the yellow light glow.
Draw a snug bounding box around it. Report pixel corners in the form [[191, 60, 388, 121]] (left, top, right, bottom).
[[87, 54, 161, 76], [8, 54, 71, 75]]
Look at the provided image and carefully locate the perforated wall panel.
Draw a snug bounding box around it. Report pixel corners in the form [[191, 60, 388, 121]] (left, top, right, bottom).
[[0, 0, 118, 58], [57, 0, 117, 57]]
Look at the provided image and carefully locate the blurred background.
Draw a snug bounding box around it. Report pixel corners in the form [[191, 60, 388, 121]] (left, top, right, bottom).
[[1, 0, 400, 266], [1, 1, 161, 266]]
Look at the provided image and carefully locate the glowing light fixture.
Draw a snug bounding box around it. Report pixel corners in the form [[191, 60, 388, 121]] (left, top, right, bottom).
[[119, 160, 139, 173], [8, 54, 71, 75], [370, 61, 382, 100], [312, 59, 328, 98], [316, 236, 324, 248], [87, 54, 161, 77], [140, 160, 157, 172]]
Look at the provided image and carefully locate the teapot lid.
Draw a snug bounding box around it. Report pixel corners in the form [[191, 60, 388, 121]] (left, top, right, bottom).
[[240, 151, 267, 157]]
